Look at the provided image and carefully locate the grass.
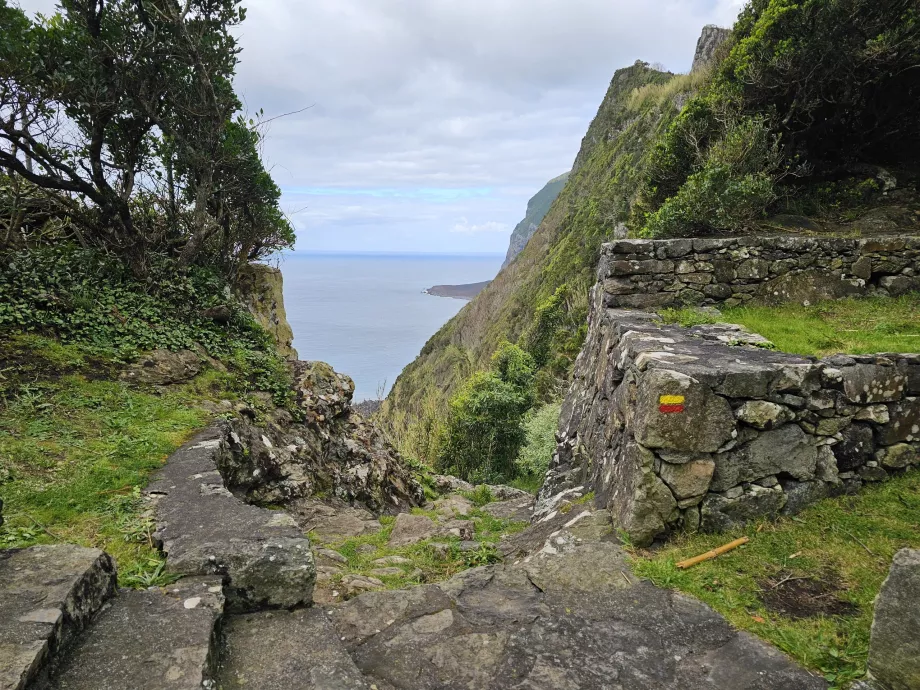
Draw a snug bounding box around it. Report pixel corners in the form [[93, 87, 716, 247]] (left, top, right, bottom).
[[626, 67, 710, 112], [0, 334, 237, 587], [632, 472, 920, 688], [311, 504, 530, 591], [660, 294, 920, 356]]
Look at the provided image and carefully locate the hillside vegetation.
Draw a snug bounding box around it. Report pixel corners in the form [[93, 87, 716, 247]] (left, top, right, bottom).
[[381, 0, 920, 475], [502, 171, 570, 268]]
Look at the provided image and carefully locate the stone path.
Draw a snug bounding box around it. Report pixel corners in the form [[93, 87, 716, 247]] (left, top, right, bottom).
[[2, 428, 829, 689]]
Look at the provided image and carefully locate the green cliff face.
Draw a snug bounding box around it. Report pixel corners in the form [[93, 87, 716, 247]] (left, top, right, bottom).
[[502, 172, 570, 269], [382, 61, 683, 461]]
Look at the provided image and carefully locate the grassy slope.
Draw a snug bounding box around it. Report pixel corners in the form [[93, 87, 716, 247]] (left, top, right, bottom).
[[382, 62, 682, 459], [0, 335, 242, 586], [633, 473, 920, 688], [663, 295, 920, 357]]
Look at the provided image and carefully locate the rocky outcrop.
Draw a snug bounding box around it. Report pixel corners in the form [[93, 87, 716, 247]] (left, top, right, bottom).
[[503, 172, 569, 268], [539, 291, 920, 546], [598, 236, 920, 311], [236, 263, 297, 359], [146, 426, 316, 612], [864, 549, 920, 690], [220, 361, 424, 514], [43, 577, 225, 690], [119, 349, 202, 386], [0, 545, 116, 690], [692, 25, 732, 72]]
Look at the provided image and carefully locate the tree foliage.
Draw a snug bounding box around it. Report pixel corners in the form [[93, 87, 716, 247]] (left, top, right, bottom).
[[0, 0, 293, 272], [436, 343, 535, 483], [638, 0, 920, 237]]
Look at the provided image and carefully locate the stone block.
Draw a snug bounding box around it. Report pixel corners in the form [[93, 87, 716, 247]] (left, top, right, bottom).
[[710, 424, 818, 492], [658, 458, 716, 500], [839, 364, 908, 404], [833, 422, 875, 472], [701, 488, 787, 533], [633, 368, 735, 454], [735, 400, 795, 431], [876, 443, 919, 470], [877, 398, 920, 445], [867, 549, 920, 690]]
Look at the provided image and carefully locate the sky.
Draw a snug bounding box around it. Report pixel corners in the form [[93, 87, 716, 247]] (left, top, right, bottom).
[[18, 0, 745, 254]]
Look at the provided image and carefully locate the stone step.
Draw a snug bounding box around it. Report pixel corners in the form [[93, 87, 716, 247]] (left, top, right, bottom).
[[215, 608, 372, 689], [41, 576, 224, 690], [0, 545, 116, 690], [146, 425, 316, 612]]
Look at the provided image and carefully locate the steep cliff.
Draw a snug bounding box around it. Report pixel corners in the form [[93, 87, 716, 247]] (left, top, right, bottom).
[[691, 25, 731, 72], [382, 61, 684, 459], [502, 172, 570, 268], [237, 263, 298, 359]]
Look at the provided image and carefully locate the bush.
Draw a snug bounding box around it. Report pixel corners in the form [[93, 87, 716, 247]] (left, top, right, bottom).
[[436, 344, 535, 483], [638, 0, 920, 237], [515, 402, 562, 479]]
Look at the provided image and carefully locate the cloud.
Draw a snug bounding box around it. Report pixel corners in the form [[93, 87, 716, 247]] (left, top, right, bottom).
[[451, 218, 510, 234], [15, 0, 747, 253]]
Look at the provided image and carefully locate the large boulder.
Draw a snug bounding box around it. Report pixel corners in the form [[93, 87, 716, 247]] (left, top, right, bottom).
[[120, 349, 201, 385], [237, 263, 298, 359], [866, 549, 920, 690]]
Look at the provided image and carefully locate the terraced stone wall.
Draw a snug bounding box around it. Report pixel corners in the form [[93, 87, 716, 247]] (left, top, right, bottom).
[[537, 300, 920, 546], [599, 236, 920, 311]]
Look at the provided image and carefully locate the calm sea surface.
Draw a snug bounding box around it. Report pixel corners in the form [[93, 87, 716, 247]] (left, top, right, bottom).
[[280, 253, 503, 401]]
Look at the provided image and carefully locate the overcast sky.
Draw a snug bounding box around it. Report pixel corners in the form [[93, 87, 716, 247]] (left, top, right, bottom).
[[19, 0, 744, 254]]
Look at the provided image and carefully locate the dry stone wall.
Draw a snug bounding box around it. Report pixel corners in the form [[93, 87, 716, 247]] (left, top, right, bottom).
[[599, 236, 920, 311], [537, 294, 920, 546]]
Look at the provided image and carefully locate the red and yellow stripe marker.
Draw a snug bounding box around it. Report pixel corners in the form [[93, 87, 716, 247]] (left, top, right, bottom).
[[659, 395, 685, 414]]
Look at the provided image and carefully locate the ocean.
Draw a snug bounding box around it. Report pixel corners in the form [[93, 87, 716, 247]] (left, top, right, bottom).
[[280, 252, 504, 401]]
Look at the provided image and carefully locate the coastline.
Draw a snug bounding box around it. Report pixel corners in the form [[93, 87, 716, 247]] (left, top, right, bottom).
[[423, 280, 491, 301]]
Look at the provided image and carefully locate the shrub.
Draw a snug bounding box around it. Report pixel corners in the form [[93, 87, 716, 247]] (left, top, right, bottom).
[[436, 344, 535, 483], [515, 402, 562, 480]]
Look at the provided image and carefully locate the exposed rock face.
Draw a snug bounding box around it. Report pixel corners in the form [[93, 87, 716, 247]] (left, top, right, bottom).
[[220, 360, 424, 514], [503, 172, 569, 268], [236, 263, 297, 359], [692, 25, 732, 72], [44, 576, 225, 690], [0, 545, 116, 690], [540, 277, 920, 545], [146, 427, 316, 612], [119, 349, 202, 385], [866, 549, 920, 690]]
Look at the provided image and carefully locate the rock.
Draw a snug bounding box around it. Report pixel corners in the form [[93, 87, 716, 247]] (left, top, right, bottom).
[[484, 484, 532, 501], [432, 475, 475, 495], [607, 442, 678, 547], [146, 426, 315, 612], [658, 458, 715, 500], [735, 400, 794, 430], [834, 423, 876, 472], [877, 443, 919, 470], [237, 263, 298, 359], [839, 364, 908, 404], [701, 489, 787, 532], [315, 548, 348, 566], [431, 495, 474, 519], [710, 424, 817, 491], [781, 481, 830, 516], [294, 500, 382, 540], [815, 416, 853, 436], [388, 513, 438, 547], [45, 577, 224, 690], [633, 368, 736, 453], [441, 519, 474, 541], [217, 608, 371, 689], [0, 545, 116, 690], [877, 398, 920, 445], [200, 304, 232, 324], [372, 556, 412, 566], [369, 567, 406, 577], [867, 549, 920, 690], [859, 466, 889, 483], [120, 349, 201, 385], [481, 495, 534, 521], [856, 405, 891, 424]]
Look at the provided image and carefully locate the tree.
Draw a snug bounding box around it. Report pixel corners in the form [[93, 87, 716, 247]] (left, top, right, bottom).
[[436, 343, 535, 483]]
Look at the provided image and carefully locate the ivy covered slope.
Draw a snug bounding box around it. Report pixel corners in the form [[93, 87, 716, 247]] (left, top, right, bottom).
[[381, 61, 680, 459]]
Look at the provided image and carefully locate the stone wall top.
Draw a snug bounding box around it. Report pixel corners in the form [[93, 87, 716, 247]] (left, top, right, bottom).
[[597, 235, 920, 310]]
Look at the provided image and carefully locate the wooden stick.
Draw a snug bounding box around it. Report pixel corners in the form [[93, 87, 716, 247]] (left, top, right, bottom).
[[676, 537, 750, 569]]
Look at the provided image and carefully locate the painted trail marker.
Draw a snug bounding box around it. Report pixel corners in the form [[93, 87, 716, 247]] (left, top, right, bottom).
[[659, 395, 685, 414]]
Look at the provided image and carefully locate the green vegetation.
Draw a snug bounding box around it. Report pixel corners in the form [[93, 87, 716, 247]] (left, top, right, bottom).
[[632, 472, 920, 688], [0, 335, 240, 586], [514, 402, 562, 480], [310, 507, 529, 591], [436, 343, 535, 483], [636, 0, 920, 237], [0, 0, 292, 272], [503, 172, 570, 266], [661, 295, 920, 356]]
